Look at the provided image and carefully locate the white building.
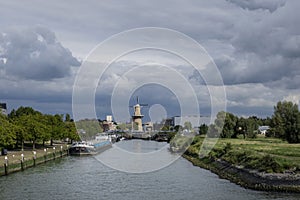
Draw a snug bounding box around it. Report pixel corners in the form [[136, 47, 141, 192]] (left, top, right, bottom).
[[0, 103, 7, 115], [258, 126, 270, 135], [144, 122, 154, 132], [106, 115, 113, 122]]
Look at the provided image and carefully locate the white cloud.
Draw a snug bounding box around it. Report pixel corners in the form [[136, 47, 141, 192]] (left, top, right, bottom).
[[0, 26, 80, 81], [283, 94, 300, 106], [0, 0, 299, 118], [227, 0, 286, 12]]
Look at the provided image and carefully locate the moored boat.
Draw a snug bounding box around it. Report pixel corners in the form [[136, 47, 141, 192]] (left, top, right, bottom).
[[69, 140, 111, 156]]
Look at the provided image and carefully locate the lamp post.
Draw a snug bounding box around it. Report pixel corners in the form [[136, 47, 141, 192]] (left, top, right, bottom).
[[4, 156, 8, 165], [20, 154, 24, 170], [44, 148, 47, 162], [67, 145, 69, 155], [60, 146, 63, 157], [239, 126, 245, 139], [4, 156, 8, 175], [53, 147, 56, 159], [33, 151, 36, 166]]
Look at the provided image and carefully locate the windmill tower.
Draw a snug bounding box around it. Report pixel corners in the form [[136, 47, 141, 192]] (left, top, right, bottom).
[[130, 97, 148, 132]]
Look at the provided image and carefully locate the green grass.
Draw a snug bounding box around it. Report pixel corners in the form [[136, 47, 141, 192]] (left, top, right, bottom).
[[186, 135, 300, 173]]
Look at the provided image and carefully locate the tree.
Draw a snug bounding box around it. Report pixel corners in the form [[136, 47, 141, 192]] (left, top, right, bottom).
[[174, 125, 183, 132], [215, 111, 238, 138], [8, 106, 41, 119], [63, 121, 80, 143], [244, 117, 258, 138], [76, 119, 103, 140], [0, 114, 16, 148], [262, 117, 272, 126], [45, 114, 65, 146], [207, 124, 219, 138], [270, 101, 300, 143], [161, 125, 170, 131], [19, 114, 47, 149], [12, 119, 27, 151], [184, 121, 192, 130], [198, 124, 208, 135], [234, 117, 246, 138], [116, 123, 127, 131], [65, 113, 72, 122]]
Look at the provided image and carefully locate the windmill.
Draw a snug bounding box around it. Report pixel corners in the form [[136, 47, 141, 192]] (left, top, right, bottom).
[[130, 96, 148, 132]]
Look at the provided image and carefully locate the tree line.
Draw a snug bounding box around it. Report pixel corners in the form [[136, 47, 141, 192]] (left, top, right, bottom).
[[0, 106, 79, 150], [200, 101, 300, 143]]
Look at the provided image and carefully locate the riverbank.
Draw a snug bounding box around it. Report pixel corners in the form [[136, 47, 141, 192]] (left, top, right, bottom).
[[0, 145, 69, 176], [183, 154, 300, 193], [182, 136, 300, 193]]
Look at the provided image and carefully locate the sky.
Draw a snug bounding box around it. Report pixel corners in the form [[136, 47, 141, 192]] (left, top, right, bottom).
[[0, 0, 299, 122]]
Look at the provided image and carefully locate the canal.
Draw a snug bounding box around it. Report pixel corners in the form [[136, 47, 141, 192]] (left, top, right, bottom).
[[0, 140, 299, 200]]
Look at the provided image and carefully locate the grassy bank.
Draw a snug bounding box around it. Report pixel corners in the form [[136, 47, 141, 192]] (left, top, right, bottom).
[[187, 135, 300, 173], [182, 135, 300, 192], [0, 144, 69, 176]]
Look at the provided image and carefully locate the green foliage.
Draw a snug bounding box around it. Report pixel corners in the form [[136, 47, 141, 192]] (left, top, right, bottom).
[[161, 125, 170, 131], [0, 114, 16, 148], [224, 142, 232, 153], [174, 125, 183, 132], [0, 107, 80, 150], [198, 124, 208, 135], [65, 113, 72, 122], [64, 121, 80, 142], [166, 131, 176, 142], [184, 121, 192, 130], [269, 101, 300, 143], [116, 123, 127, 131], [257, 154, 283, 173], [8, 106, 41, 119], [18, 113, 48, 149], [207, 124, 220, 138], [212, 112, 262, 139], [244, 117, 259, 138], [76, 119, 103, 140], [45, 114, 65, 145], [191, 135, 202, 145], [214, 111, 238, 138], [185, 135, 300, 173], [170, 134, 193, 152]]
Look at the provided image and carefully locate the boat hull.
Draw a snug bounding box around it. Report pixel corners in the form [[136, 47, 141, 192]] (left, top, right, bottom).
[[69, 141, 112, 156]]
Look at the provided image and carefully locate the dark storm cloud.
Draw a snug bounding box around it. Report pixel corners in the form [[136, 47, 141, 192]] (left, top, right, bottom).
[[203, 0, 300, 88], [0, 26, 80, 81], [0, 0, 299, 118]]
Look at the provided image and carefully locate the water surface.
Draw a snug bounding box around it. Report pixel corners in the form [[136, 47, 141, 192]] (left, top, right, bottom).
[[0, 140, 299, 200]]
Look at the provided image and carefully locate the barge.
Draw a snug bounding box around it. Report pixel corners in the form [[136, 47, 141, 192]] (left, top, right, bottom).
[[69, 140, 111, 156]]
